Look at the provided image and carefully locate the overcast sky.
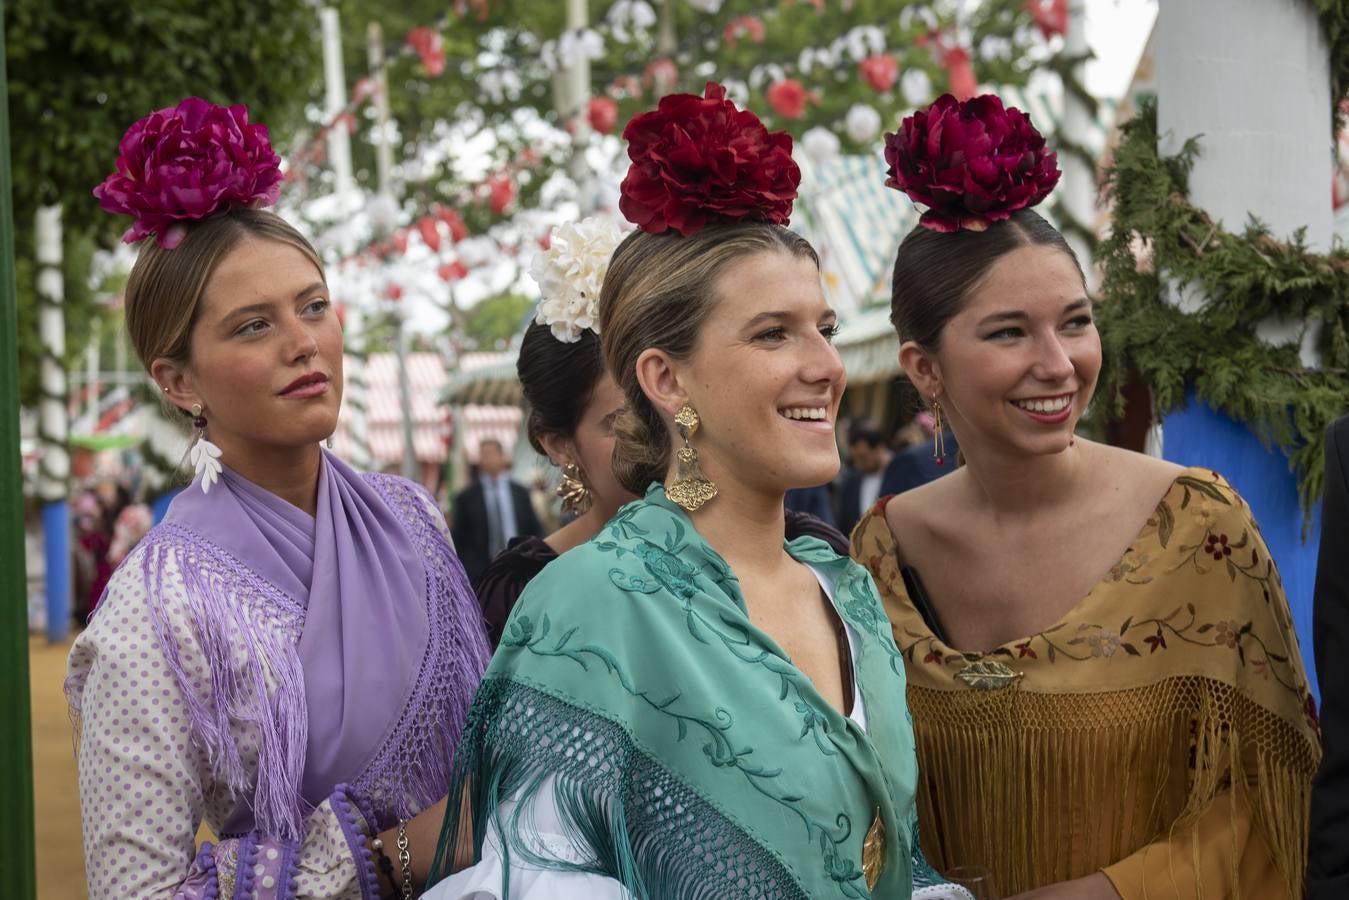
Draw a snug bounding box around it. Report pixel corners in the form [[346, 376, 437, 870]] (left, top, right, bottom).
[[1083, 0, 1157, 99]]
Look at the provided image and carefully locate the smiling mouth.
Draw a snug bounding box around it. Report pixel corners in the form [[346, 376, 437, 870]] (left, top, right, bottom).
[[779, 406, 829, 422], [1010, 394, 1072, 414]]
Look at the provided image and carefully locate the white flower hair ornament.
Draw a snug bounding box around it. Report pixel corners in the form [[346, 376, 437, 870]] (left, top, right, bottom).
[[529, 217, 624, 343]]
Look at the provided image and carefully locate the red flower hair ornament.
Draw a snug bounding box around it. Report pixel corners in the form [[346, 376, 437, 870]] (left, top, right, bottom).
[[884, 93, 1060, 233], [94, 97, 282, 249], [619, 82, 800, 237]]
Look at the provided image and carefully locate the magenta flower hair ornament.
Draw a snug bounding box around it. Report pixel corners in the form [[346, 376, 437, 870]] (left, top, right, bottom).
[[94, 97, 283, 249], [883, 93, 1061, 233]]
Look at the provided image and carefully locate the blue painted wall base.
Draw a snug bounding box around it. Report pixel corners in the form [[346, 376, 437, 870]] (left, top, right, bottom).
[[150, 487, 182, 524], [1162, 393, 1322, 701], [42, 500, 70, 643]]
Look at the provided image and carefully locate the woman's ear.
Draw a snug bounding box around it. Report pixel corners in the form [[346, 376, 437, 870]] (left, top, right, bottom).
[[150, 357, 200, 415], [633, 348, 687, 419], [537, 432, 577, 469], [898, 340, 943, 400]]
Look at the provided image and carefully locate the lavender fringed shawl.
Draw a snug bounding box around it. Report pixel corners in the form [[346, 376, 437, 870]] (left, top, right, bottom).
[[90, 451, 490, 840]]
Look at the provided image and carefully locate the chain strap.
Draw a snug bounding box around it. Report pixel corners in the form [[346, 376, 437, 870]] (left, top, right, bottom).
[[397, 820, 414, 898]]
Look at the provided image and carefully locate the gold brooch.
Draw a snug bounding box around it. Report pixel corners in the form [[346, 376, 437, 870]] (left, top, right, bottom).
[[954, 658, 1024, 691], [862, 807, 885, 891]]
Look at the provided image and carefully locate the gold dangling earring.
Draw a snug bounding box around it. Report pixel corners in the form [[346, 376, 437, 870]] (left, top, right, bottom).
[[665, 404, 718, 512], [556, 462, 592, 516], [931, 394, 947, 467]]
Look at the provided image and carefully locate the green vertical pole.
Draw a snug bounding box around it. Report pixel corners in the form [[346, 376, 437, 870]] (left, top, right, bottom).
[[0, 1, 40, 897]]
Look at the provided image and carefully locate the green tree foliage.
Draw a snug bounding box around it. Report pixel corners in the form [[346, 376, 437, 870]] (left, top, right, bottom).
[[463, 292, 534, 350], [312, 0, 1043, 241], [4, 0, 322, 403], [1096, 97, 1349, 518], [332, 0, 1039, 154]]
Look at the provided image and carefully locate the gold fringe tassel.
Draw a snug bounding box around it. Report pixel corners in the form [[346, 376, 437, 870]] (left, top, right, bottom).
[[908, 677, 1315, 899]]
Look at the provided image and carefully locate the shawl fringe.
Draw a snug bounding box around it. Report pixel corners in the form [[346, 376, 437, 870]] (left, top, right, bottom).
[[142, 526, 310, 840], [431, 677, 808, 900], [910, 676, 1316, 898]]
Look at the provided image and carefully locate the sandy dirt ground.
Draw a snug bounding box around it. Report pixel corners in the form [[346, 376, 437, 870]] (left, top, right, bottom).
[[29, 634, 86, 899]]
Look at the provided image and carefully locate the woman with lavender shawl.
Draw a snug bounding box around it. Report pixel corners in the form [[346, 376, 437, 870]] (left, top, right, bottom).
[[65, 98, 491, 899]]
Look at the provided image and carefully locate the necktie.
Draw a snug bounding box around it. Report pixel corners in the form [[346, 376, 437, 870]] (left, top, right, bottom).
[[485, 479, 505, 557]]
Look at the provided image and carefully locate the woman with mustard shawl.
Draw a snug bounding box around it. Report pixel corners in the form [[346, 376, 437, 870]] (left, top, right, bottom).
[[427, 85, 968, 900], [853, 93, 1320, 899]]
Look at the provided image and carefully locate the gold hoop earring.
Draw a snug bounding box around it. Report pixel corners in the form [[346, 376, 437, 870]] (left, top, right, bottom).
[[931, 395, 947, 467], [557, 463, 592, 516], [665, 404, 718, 512]]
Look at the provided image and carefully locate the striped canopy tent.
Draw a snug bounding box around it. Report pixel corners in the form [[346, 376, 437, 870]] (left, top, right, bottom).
[[334, 352, 452, 469], [438, 351, 534, 492], [442, 349, 520, 406], [792, 152, 916, 320], [457, 403, 525, 461]]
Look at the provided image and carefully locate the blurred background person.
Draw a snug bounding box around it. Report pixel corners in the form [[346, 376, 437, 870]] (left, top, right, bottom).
[[451, 437, 544, 583], [838, 419, 894, 536]]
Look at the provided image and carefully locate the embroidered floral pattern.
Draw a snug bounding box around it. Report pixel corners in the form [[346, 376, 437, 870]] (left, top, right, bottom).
[[1213, 620, 1240, 648], [1086, 628, 1121, 658], [605, 519, 855, 761], [865, 470, 1313, 703], [493, 496, 919, 899], [504, 612, 870, 897]]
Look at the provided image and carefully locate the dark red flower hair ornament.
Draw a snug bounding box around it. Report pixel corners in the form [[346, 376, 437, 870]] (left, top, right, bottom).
[[94, 97, 283, 249], [884, 93, 1060, 233], [619, 82, 800, 237]]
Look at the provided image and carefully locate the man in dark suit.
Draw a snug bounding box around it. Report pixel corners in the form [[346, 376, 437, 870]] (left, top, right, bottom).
[[450, 438, 544, 584], [837, 422, 894, 537], [880, 425, 959, 497], [1309, 414, 1349, 897]]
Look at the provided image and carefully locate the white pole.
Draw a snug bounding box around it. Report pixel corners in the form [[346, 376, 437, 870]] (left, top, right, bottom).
[[367, 21, 395, 199], [320, 7, 356, 200], [84, 337, 99, 426], [395, 315, 417, 482], [564, 0, 594, 210], [652, 0, 677, 95], [367, 21, 417, 481], [1060, 0, 1096, 289], [36, 206, 67, 501], [1157, 0, 1331, 364], [36, 205, 70, 641], [341, 305, 373, 471]]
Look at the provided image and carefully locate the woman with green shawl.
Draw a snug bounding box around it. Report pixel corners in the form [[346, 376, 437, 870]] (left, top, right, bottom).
[[426, 83, 967, 900]]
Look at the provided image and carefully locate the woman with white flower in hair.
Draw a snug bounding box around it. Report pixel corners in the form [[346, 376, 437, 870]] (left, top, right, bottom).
[[428, 83, 968, 900], [474, 219, 850, 649]]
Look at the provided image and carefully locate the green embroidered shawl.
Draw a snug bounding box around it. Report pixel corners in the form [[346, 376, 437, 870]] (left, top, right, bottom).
[[433, 486, 919, 899]]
